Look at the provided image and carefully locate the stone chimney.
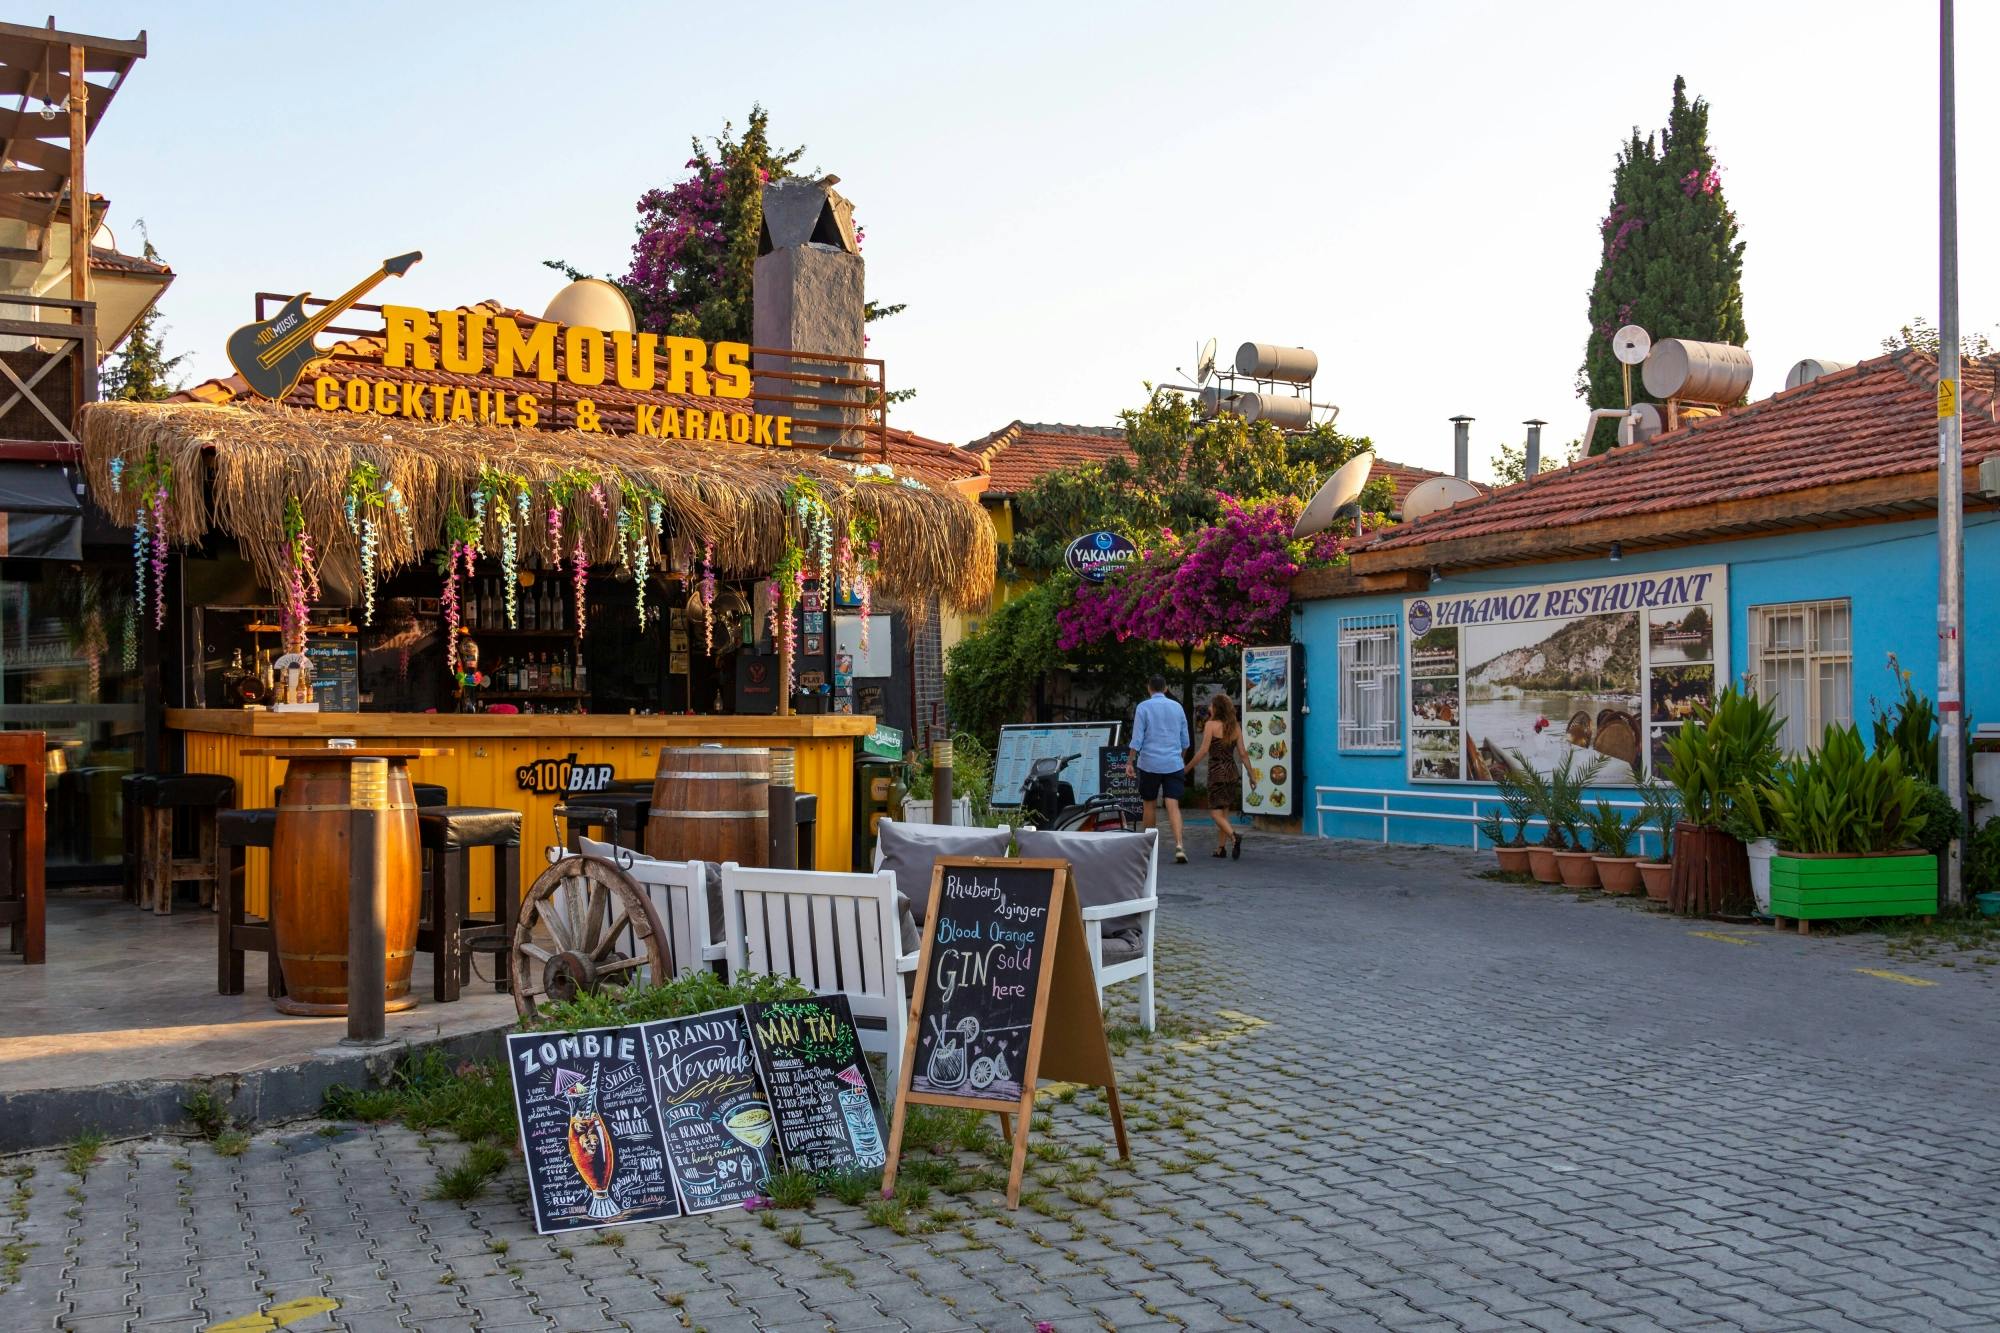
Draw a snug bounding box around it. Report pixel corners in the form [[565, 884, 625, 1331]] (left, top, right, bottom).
[[752, 177, 865, 453]]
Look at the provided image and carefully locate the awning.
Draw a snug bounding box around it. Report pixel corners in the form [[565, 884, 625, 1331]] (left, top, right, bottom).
[[0, 463, 81, 559]]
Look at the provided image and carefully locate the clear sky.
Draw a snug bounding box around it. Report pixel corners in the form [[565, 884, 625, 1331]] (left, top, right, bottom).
[[58, 1, 1999, 482]]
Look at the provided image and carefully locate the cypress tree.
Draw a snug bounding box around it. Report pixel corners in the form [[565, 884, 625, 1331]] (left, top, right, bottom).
[[1579, 76, 1746, 453], [100, 231, 187, 402]]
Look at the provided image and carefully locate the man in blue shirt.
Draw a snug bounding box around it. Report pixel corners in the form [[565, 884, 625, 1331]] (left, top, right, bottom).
[[1127, 674, 1190, 863]]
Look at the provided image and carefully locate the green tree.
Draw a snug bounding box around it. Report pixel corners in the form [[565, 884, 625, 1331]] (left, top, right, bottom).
[[100, 228, 186, 402], [944, 575, 1164, 742], [1006, 388, 1387, 576], [1579, 76, 1746, 454], [1882, 316, 1993, 358], [1487, 435, 1580, 486]]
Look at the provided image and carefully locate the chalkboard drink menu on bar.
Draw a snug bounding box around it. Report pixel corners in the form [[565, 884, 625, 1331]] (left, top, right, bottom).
[[506, 1027, 680, 1235], [1098, 745, 1142, 824], [745, 995, 887, 1177], [637, 1009, 776, 1214], [907, 861, 1056, 1104]]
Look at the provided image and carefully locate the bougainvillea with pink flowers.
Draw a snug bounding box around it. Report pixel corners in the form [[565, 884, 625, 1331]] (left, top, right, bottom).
[[1057, 498, 1381, 653]]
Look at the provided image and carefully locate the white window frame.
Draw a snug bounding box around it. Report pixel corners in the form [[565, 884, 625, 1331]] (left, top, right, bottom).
[[1337, 614, 1402, 752], [1748, 598, 1853, 754]]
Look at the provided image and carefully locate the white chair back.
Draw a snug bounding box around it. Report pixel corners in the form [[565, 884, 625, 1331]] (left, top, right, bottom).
[[565, 838, 718, 979], [719, 863, 908, 1087]]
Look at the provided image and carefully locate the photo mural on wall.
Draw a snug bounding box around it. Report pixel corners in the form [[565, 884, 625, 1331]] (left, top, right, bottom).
[[1402, 566, 1726, 785]]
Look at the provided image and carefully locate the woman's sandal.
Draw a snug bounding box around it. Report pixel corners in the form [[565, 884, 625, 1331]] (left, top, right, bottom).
[[1232, 833, 1243, 860]]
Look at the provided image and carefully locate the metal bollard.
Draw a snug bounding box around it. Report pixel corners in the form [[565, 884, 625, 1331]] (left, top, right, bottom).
[[767, 747, 797, 870], [343, 757, 392, 1046]]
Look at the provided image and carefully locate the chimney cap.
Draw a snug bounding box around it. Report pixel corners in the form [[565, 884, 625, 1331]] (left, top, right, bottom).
[[1449, 414, 1475, 424], [1524, 418, 1547, 427]]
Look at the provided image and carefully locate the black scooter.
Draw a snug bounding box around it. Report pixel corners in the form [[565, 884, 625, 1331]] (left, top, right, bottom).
[[1019, 753, 1132, 832]]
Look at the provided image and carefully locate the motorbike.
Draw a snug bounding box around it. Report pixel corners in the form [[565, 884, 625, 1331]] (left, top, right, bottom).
[[1019, 753, 1133, 832]]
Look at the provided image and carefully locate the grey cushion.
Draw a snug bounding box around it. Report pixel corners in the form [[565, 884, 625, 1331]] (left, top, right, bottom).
[[893, 891, 922, 955], [874, 818, 1012, 926], [577, 837, 725, 945], [1015, 827, 1156, 958]]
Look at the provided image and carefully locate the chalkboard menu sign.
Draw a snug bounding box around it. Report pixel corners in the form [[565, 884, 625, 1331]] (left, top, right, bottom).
[[637, 1009, 776, 1213], [1098, 745, 1142, 823], [506, 1027, 680, 1235], [745, 995, 887, 1177], [306, 634, 359, 712], [908, 861, 1056, 1104]]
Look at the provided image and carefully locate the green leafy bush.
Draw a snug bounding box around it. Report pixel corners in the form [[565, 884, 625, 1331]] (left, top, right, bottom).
[[520, 970, 810, 1033], [1909, 782, 1964, 857], [1870, 658, 1941, 785], [1968, 818, 2000, 896], [1662, 686, 1783, 827], [1764, 724, 1928, 854]]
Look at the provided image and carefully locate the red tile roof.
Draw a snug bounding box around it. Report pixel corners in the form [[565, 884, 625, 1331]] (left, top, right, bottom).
[[882, 425, 987, 484], [89, 245, 170, 277], [1351, 349, 2000, 574], [961, 419, 1463, 507]]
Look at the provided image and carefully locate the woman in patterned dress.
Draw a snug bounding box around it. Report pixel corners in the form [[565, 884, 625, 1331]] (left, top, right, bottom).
[[1184, 693, 1259, 859]]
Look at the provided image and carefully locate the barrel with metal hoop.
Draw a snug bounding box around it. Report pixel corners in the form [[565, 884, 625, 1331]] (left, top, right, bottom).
[[647, 746, 770, 864], [255, 746, 429, 1016]]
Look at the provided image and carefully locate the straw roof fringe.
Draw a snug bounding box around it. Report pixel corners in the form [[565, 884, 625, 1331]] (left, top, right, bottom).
[[79, 400, 996, 612]]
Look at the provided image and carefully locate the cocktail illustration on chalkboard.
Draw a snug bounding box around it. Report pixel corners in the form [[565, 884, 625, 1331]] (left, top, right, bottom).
[[924, 1016, 980, 1089], [559, 1065, 621, 1221], [835, 1066, 886, 1166], [721, 1102, 775, 1183]]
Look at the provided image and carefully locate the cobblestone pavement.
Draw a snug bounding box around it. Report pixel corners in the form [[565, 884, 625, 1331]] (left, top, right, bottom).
[[9, 836, 2000, 1332]]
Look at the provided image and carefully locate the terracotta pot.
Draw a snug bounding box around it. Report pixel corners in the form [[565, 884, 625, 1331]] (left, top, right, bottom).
[[1495, 846, 1532, 874], [1637, 861, 1672, 902], [1526, 846, 1562, 883], [1593, 856, 1642, 895], [1554, 850, 1601, 888]]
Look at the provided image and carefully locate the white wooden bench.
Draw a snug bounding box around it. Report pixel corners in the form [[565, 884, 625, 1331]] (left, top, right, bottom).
[[718, 863, 913, 1088], [1014, 827, 1159, 1033]]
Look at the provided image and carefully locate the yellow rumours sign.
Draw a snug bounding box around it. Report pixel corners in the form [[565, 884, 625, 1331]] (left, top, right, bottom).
[[306, 304, 794, 443]]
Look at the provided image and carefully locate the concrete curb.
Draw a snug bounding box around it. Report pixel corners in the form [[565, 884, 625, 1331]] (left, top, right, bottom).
[[0, 1022, 510, 1154]]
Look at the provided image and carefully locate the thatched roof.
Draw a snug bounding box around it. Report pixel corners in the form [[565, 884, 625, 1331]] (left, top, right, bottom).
[[79, 399, 996, 612]]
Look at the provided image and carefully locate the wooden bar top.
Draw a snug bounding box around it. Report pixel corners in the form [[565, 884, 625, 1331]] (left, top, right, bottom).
[[243, 746, 452, 760], [168, 709, 879, 740]]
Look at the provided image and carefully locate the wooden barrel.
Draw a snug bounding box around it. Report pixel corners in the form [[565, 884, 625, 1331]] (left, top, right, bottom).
[[271, 758, 421, 1015], [648, 747, 770, 865]]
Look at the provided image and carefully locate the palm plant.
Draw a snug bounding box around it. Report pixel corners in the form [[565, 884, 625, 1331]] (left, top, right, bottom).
[[1636, 776, 1680, 861], [1506, 750, 1562, 848], [1490, 763, 1537, 848], [1543, 747, 1608, 851], [1584, 800, 1647, 857], [1661, 685, 1783, 828]]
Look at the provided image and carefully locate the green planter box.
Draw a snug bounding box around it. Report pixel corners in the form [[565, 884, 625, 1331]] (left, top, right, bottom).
[[1768, 852, 1937, 921]]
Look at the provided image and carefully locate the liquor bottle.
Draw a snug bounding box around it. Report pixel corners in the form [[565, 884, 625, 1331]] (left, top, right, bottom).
[[551, 584, 565, 633], [465, 580, 479, 631], [574, 654, 587, 696], [524, 581, 538, 630]]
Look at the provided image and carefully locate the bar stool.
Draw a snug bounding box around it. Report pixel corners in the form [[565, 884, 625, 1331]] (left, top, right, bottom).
[[137, 774, 235, 914], [216, 808, 283, 997], [120, 773, 155, 904], [417, 806, 522, 1002], [795, 792, 819, 871], [595, 790, 653, 852], [413, 782, 449, 809]]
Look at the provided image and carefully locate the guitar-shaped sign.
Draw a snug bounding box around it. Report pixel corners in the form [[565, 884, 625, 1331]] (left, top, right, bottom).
[[225, 251, 423, 400]]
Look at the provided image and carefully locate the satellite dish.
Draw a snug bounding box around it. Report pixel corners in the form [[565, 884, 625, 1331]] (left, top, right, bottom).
[[1293, 452, 1374, 538], [544, 278, 636, 334], [1195, 338, 1217, 386], [1612, 324, 1652, 367], [1628, 402, 1664, 442], [1400, 475, 1482, 521]]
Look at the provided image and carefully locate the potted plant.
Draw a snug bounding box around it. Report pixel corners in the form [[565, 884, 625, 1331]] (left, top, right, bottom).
[[1505, 754, 1566, 883], [1545, 748, 1609, 889], [1634, 777, 1679, 902], [1660, 686, 1782, 917], [1722, 779, 1778, 919], [1586, 800, 1648, 895], [1763, 723, 1935, 933], [1488, 766, 1535, 874]]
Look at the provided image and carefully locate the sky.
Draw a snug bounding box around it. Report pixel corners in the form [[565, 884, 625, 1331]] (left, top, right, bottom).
[[55, 1, 2000, 483]]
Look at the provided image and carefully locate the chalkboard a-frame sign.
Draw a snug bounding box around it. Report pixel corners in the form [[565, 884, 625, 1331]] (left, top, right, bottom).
[[883, 857, 1129, 1207]]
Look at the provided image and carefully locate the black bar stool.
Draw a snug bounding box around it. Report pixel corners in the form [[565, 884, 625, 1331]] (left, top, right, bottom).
[[216, 808, 282, 997], [418, 806, 522, 1002], [594, 790, 653, 853], [137, 774, 235, 915], [413, 782, 449, 809]]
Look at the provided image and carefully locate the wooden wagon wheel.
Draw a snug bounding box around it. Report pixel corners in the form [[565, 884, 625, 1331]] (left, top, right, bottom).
[[511, 854, 671, 1019]]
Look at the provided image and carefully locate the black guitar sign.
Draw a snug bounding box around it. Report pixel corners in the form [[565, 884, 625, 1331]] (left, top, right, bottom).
[[226, 251, 423, 399]]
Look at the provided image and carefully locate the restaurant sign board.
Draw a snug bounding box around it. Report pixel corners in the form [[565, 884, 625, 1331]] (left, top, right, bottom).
[[1063, 530, 1138, 583], [516, 752, 618, 795], [1402, 564, 1726, 786]]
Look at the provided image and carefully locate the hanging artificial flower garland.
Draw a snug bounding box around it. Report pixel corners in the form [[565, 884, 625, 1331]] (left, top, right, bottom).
[[117, 448, 172, 631], [700, 539, 717, 656], [476, 467, 526, 627], [438, 499, 480, 676], [847, 514, 880, 655], [342, 463, 410, 627], [614, 483, 662, 632], [545, 467, 598, 637], [280, 496, 319, 659]]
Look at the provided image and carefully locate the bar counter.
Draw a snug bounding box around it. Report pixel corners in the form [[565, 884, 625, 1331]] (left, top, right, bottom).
[[170, 709, 879, 911]]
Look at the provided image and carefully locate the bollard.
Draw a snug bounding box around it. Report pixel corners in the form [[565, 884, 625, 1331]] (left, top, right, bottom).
[[932, 738, 953, 827], [343, 757, 392, 1046], [767, 747, 797, 870]]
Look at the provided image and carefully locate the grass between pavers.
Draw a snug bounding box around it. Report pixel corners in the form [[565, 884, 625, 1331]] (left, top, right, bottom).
[[1809, 907, 2000, 967]]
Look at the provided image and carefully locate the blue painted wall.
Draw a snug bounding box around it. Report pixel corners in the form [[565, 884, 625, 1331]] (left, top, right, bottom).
[[1297, 514, 2000, 849]]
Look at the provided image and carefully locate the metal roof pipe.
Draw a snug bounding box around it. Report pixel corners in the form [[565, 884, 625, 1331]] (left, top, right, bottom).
[[1449, 415, 1473, 480], [1523, 419, 1546, 478], [1583, 407, 1641, 452]]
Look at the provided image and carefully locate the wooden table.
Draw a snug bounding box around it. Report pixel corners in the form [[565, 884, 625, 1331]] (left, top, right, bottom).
[[247, 746, 449, 1015], [0, 731, 46, 964]]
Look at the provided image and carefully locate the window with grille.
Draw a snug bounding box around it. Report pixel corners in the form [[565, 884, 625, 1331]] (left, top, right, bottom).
[[1748, 598, 1852, 754], [1337, 615, 1402, 751]]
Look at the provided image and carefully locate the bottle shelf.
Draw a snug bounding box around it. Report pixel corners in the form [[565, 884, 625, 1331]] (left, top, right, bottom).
[[480, 689, 587, 699], [465, 627, 578, 637]]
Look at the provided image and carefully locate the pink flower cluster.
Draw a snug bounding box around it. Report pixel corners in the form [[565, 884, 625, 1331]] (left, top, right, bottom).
[[1681, 165, 1722, 197], [625, 165, 730, 313], [1058, 498, 1356, 652], [1601, 203, 1646, 263]]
